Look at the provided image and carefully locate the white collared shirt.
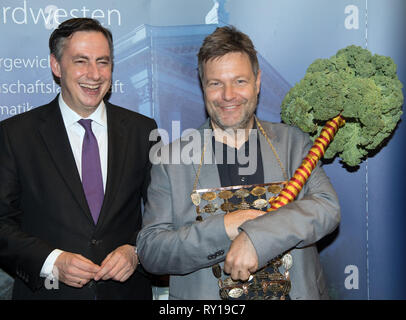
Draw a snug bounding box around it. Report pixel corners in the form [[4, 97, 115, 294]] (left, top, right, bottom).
[[58, 94, 108, 191], [40, 95, 108, 279]]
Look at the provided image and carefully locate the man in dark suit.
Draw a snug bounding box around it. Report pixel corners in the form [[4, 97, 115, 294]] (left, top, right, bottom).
[[0, 18, 157, 299]]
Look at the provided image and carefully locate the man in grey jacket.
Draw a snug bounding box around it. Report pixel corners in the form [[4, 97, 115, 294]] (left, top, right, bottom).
[[137, 26, 340, 300]]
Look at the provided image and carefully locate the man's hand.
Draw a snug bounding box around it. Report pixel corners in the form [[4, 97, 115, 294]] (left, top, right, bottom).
[[94, 244, 138, 282], [53, 252, 100, 288], [224, 231, 258, 281], [224, 209, 264, 240]]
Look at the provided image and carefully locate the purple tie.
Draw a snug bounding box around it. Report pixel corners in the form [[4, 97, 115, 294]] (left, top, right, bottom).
[[78, 119, 104, 224]]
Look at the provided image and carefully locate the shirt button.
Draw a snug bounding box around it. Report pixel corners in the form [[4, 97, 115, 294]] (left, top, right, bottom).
[[240, 176, 247, 183], [90, 239, 101, 246]]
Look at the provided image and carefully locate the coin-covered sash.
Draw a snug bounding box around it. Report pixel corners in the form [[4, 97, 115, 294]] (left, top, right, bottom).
[[193, 182, 285, 221], [193, 182, 293, 300]]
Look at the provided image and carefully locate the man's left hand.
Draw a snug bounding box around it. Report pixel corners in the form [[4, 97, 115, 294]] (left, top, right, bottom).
[[94, 244, 138, 282], [224, 231, 258, 281]]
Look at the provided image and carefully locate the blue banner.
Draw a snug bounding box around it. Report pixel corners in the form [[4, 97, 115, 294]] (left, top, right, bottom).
[[0, 0, 405, 299]]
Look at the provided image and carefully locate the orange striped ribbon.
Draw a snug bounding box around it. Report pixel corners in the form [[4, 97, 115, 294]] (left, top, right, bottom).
[[267, 114, 345, 212]]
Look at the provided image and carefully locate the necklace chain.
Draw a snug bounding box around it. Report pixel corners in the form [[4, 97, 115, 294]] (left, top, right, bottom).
[[254, 116, 288, 181]]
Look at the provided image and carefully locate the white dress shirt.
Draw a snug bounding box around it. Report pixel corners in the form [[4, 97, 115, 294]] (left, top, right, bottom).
[[40, 95, 108, 279]]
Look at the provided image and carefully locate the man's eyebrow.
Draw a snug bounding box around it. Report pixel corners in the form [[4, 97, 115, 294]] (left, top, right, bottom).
[[72, 55, 89, 60], [96, 56, 111, 61], [71, 55, 111, 61]]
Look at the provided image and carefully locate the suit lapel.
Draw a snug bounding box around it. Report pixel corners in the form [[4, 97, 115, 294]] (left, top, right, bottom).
[[193, 157, 221, 191], [95, 103, 128, 228], [258, 120, 289, 183], [192, 121, 221, 191], [38, 97, 94, 224]]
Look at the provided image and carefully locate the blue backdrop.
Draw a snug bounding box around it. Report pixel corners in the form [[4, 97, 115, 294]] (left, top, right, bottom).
[[0, 0, 405, 299]]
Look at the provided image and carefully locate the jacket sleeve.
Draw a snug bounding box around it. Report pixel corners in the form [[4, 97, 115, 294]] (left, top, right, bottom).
[[131, 118, 158, 246], [239, 130, 341, 269], [136, 142, 232, 275], [0, 122, 54, 291]]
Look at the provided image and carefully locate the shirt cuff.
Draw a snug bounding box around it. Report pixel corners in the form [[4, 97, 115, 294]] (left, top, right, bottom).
[[40, 249, 64, 279]]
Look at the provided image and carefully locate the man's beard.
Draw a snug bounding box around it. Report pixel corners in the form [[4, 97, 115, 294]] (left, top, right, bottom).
[[209, 99, 257, 131]]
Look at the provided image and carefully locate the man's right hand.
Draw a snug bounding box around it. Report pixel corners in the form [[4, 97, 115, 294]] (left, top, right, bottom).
[[53, 252, 100, 288], [224, 209, 264, 240]]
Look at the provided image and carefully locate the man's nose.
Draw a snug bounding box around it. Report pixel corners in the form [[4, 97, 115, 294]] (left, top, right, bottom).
[[87, 62, 101, 80], [222, 84, 237, 101]]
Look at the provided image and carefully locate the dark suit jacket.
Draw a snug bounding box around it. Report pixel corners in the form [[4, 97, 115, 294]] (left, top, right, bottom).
[[0, 96, 157, 299]]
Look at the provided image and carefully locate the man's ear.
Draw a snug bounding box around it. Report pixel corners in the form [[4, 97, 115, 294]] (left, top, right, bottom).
[[50, 54, 61, 78], [255, 69, 261, 95]]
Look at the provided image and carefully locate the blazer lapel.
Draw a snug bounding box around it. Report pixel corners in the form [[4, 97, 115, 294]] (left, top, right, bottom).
[[192, 121, 221, 191], [95, 103, 128, 228], [258, 120, 289, 183], [38, 97, 94, 224]]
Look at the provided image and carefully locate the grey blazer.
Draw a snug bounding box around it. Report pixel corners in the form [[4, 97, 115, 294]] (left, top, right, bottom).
[[137, 119, 340, 300]]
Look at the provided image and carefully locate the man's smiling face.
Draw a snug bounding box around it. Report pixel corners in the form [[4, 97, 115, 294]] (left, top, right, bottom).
[[203, 51, 261, 131], [50, 31, 112, 117]]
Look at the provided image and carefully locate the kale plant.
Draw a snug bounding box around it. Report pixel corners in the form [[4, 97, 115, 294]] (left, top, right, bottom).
[[281, 45, 403, 167]]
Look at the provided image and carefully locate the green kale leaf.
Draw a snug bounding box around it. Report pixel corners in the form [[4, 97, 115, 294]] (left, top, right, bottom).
[[281, 45, 404, 167]]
